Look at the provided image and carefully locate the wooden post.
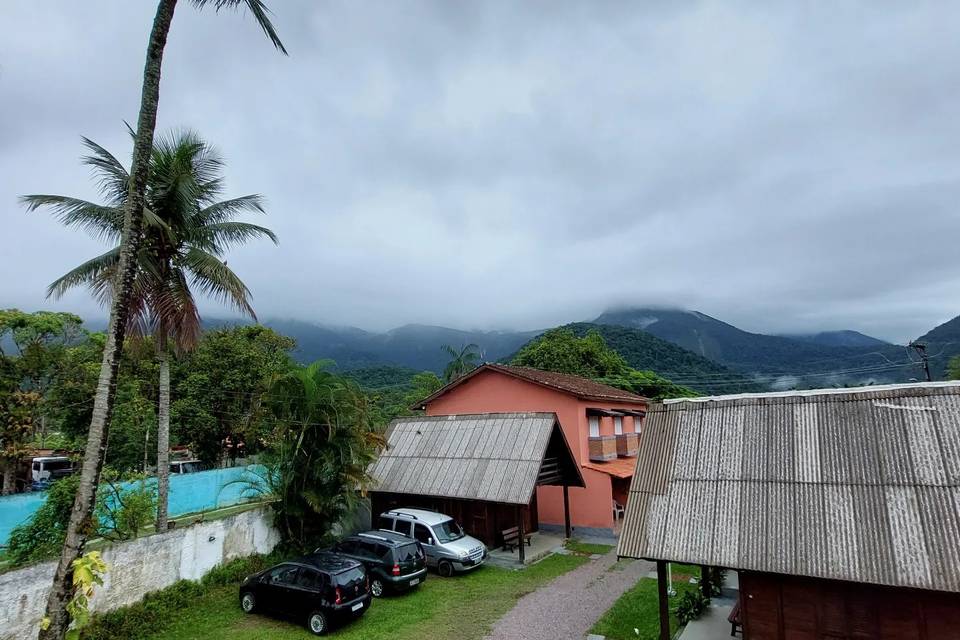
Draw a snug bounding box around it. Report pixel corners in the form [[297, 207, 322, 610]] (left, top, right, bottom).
[[700, 565, 711, 599], [657, 561, 670, 640], [518, 505, 526, 564], [563, 484, 571, 539]]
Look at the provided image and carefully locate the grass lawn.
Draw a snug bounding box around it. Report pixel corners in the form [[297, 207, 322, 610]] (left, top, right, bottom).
[[564, 539, 614, 556], [144, 554, 587, 640], [589, 563, 700, 640]]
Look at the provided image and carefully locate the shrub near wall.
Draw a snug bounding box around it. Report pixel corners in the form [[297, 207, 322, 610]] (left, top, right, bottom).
[[81, 551, 283, 640]]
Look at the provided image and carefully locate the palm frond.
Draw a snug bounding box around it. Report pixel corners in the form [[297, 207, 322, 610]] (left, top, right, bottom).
[[46, 247, 120, 300], [193, 0, 288, 55], [151, 268, 202, 351], [181, 247, 256, 319], [198, 195, 266, 225], [21, 195, 123, 243], [194, 221, 278, 253], [80, 137, 130, 204]]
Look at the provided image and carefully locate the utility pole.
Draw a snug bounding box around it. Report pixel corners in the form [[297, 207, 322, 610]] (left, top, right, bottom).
[[910, 342, 932, 382]]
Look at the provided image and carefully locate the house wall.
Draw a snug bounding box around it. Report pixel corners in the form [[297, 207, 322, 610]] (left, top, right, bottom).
[[423, 369, 647, 532], [740, 571, 960, 640], [0, 506, 279, 640]]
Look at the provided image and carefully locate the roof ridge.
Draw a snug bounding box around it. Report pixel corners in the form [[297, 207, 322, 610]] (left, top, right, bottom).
[[660, 380, 960, 405]]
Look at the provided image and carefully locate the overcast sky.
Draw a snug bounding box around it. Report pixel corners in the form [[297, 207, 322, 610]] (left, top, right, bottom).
[[3, 1, 960, 343]]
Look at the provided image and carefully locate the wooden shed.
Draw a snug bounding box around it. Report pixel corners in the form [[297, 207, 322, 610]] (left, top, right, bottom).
[[368, 412, 584, 560], [617, 381, 960, 640]]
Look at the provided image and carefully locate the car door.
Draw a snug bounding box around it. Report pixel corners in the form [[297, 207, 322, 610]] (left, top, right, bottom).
[[413, 523, 438, 568], [293, 567, 323, 617], [355, 540, 382, 574], [261, 564, 301, 612]]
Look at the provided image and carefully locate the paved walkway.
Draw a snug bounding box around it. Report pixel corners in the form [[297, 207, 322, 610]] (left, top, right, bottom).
[[485, 551, 653, 640]]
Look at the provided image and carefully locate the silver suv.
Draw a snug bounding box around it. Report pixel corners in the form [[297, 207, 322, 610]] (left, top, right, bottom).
[[378, 508, 487, 577]]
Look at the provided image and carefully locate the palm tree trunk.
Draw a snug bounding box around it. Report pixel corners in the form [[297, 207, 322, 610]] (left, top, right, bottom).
[[156, 340, 171, 532], [143, 419, 150, 474], [38, 2, 179, 637], [1, 461, 14, 495]]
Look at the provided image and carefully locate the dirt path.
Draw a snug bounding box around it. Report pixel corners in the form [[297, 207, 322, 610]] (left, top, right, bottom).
[[485, 551, 653, 640]]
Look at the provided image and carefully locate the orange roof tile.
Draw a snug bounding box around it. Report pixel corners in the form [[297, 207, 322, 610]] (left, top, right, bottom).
[[583, 457, 637, 479]]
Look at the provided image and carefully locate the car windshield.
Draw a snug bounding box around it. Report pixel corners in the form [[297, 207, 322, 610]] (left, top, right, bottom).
[[432, 519, 464, 543]]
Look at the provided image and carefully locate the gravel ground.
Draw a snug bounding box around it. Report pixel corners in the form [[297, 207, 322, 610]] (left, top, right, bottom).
[[485, 551, 654, 640]]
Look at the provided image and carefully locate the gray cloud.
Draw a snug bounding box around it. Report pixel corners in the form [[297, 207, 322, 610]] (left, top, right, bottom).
[[2, 1, 960, 342]]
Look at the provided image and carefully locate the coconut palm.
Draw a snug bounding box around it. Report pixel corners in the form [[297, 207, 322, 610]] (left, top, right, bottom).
[[441, 343, 482, 383], [29, 2, 285, 636], [24, 130, 276, 532]]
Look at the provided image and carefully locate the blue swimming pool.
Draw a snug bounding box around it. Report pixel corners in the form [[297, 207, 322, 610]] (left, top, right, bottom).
[[0, 465, 269, 547]]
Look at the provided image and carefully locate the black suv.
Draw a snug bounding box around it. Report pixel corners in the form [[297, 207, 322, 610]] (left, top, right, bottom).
[[326, 530, 427, 597], [239, 554, 371, 635]]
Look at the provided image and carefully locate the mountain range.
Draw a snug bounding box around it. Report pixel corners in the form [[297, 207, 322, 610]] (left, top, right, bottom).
[[214, 306, 959, 393]]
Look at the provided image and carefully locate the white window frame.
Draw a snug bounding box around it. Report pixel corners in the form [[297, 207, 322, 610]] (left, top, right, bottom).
[[614, 416, 623, 435], [588, 415, 600, 437]]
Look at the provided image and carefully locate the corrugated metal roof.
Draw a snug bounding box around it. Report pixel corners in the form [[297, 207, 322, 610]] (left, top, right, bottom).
[[369, 412, 575, 505], [617, 381, 960, 593]]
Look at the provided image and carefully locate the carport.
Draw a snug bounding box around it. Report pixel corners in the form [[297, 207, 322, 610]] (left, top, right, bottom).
[[368, 412, 584, 562]]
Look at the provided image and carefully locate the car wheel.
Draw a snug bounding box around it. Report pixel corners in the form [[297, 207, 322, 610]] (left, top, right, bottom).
[[308, 610, 328, 636], [240, 592, 256, 613], [438, 560, 454, 577], [371, 578, 385, 597]]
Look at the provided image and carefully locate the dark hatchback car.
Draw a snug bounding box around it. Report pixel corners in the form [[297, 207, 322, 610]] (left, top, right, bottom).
[[325, 530, 427, 597], [239, 554, 371, 635]]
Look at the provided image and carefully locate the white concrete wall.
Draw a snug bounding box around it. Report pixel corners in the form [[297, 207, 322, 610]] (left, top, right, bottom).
[[0, 505, 279, 640]]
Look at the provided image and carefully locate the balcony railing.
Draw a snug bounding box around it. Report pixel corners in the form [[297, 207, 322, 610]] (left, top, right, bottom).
[[588, 435, 617, 462], [616, 432, 639, 457]]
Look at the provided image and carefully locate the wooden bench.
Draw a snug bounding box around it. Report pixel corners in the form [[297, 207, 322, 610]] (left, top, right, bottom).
[[728, 596, 742, 636], [501, 526, 533, 551]]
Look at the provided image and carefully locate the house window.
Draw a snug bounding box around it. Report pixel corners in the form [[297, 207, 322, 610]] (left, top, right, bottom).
[[614, 416, 623, 435], [588, 415, 600, 437]]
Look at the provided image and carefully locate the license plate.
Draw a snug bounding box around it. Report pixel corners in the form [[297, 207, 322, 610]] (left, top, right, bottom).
[[351, 602, 363, 612], [409, 578, 420, 586]]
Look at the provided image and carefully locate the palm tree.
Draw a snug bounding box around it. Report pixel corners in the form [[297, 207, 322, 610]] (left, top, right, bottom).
[[25, 130, 276, 532], [257, 361, 385, 549], [29, 3, 284, 636], [441, 343, 482, 383]]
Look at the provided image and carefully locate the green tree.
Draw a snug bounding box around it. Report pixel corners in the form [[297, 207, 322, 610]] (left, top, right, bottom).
[[257, 361, 385, 549], [173, 326, 294, 464], [44, 335, 105, 443], [0, 389, 41, 494], [947, 355, 960, 380], [441, 343, 481, 383], [0, 310, 86, 446], [600, 369, 698, 401], [405, 371, 443, 407], [512, 328, 628, 378], [24, 2, 286, 633], [512, 328, 697, 400]]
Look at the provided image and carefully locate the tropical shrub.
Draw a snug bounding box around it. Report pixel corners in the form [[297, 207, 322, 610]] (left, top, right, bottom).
[[255, 361, 386, 550], [674, 589, 709, 624], [95, 472, 157, 541], [7, 475, 81, 566]]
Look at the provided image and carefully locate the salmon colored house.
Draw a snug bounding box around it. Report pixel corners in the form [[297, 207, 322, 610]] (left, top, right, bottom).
[[414, 364, 649, 537]]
